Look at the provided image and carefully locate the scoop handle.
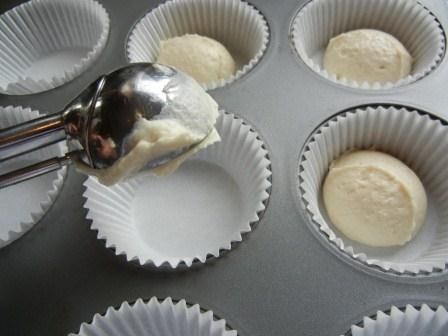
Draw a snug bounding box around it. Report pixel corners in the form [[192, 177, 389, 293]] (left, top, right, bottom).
[[0, 113, 64, 150], [0, 152, 73, 189]]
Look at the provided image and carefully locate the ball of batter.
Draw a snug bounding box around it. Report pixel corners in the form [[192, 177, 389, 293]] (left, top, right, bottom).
[[323, 150, 427, 247], [157, 34, 236, 85], [323, 29, 412, 84]]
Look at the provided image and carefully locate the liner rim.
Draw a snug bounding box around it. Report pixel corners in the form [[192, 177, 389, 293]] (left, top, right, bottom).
[[290, 0, 446, 90], [70, 297, 238, 336], [0, 0, 111, 95], [0, 105, 67, 248], [298, 104, 448, 276], [83, 110, 273, 269], [342, 303, 448, 336], [126, 0, 270, 91]]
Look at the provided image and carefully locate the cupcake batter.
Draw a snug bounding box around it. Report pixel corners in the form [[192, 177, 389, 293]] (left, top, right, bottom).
[[157, 34, 236, 85], [323, 150, 427, 247], [323, 29, 412, 84]]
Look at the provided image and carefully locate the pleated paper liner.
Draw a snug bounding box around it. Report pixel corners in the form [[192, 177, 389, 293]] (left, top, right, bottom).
[[0, 106, 66, 248], [342, 304, 448, 336], [0, 0, 110, 95], [126, 0, 269, 90], [70, 297, 237, 336], [291, 0, 445, 89], [83, 112, 272, 268], [299, 105, 448, 275]]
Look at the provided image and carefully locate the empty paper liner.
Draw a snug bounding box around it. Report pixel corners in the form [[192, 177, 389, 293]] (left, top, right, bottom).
[[0, 106, 66, 248], [291, 0, 445, 89], [0, 0, 110, 95], [83, 112, 272, 268], [70, 297, 237, 336], [126, 0, 269, 90], [299, 105, 448, 275], [342, 304, 448, 336]]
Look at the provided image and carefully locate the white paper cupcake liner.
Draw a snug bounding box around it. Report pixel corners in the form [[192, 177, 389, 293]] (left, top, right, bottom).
[[0, 0, 110, 95], [342, 304, 448, 336], [291, 0, 445, 90], [70, 297, 237, 336], [83, 112, 272, 268], [0, 106, 67, 248], [299, 105, 448, 275], [126, 0, 269, 90]]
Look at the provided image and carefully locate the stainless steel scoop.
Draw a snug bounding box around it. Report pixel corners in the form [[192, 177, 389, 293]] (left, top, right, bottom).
[[0, 63, 211, 188]]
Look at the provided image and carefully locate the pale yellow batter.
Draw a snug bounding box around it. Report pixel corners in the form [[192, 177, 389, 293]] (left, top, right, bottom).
[[157, 34, 236, 85], [79, 120, 220, 186], [324, 29, 412, 84], [323, 150, 427, 247]]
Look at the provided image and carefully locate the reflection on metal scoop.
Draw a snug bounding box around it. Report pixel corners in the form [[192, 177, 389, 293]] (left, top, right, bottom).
[[0, 63, 214, 188]]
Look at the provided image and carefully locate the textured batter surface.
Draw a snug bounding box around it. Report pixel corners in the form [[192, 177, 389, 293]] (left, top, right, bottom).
[[157, 34, 236, 85], [323, 150, 427, 247], [323, 29, 412, 84]]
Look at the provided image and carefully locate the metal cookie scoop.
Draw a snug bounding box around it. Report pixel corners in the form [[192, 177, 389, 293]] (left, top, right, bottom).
[[0, 63, 212, 188]]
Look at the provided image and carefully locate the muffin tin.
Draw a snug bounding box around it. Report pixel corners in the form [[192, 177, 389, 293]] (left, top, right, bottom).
[[1, 0, 448, 335]]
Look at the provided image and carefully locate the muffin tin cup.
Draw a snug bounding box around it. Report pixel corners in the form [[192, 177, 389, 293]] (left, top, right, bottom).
[[70, 297, 237, 336], [291, 0, 445, 90], [126, 0, 269, 90], [342, 304, 448, 336], [83, 112, 272, 268], [0, 106, 66, 248], [299, 105, 448, 275], [0, 0, 110, 95]]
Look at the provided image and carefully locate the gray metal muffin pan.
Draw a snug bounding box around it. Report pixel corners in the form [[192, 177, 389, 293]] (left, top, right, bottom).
[[1, 0, 448, 335]]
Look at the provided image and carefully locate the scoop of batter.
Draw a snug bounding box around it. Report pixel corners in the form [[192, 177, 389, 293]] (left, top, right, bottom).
[[323, 150, 427, 247], [77, 71, 220, 186], [157, 34, 236, 85], [323, 29, 412, 84]]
